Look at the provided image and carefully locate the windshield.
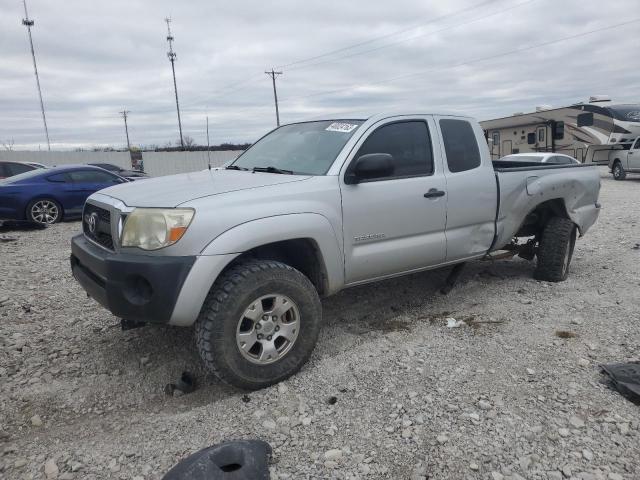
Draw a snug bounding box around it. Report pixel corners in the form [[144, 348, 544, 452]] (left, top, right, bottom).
[[231, 120, 363, 175], [0, 168, 45, 185], [608, 105, 640, 123]]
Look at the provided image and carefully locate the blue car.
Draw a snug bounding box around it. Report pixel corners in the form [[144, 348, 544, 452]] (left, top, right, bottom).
[[0, 165, 127, 225]]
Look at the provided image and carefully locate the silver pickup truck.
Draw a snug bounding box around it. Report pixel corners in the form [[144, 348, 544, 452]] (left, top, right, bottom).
[[71, 113, 601, 389], [610, 136, 640, 180]]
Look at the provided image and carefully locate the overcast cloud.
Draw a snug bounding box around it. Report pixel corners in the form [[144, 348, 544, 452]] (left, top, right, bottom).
[[1, 0, 638, 150]]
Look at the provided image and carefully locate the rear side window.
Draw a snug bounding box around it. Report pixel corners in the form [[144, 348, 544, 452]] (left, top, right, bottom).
[[439, 119, 481, 173], [354, 121, 433, 180], [548, 156, 572, 165], [47, 173, 72, 183], [70, 170, 120, 184]]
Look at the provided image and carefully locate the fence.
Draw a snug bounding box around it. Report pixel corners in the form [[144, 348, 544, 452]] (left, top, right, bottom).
[[0, 150, 243, 177], [141, 151, 241, 177]]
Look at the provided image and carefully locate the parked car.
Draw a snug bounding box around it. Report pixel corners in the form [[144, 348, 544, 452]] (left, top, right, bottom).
[[609, 136, 640, 180], [0, 165, 127, 225], [498, 153, 579, 164], [0, 161, 43, 179], [88, 163, 148, 181], [71, 113, 601, 390]]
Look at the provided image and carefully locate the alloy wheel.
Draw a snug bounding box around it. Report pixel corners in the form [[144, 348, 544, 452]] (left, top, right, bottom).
[[31, 200, 59, 224], [236, 294, 300, 365]]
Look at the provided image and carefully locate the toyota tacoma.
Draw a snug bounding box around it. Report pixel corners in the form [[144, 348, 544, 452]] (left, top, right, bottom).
[[70, 113, 601, 389]]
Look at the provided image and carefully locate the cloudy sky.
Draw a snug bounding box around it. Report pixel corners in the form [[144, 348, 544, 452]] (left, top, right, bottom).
[[1, 0, 638, 150]]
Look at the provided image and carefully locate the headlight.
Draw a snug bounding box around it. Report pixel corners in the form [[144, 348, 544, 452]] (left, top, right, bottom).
[[121, 208, 194, 250]]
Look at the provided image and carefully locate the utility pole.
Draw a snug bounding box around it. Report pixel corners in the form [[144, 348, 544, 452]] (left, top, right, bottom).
[[22, 0, 50, 151], [265, 68, 283, 126], [206, 116, 211, 168], [119, 109, 131, 151], [165, 17, 184, 149]]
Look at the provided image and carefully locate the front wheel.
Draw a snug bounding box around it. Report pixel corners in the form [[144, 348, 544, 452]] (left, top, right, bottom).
[[195, 260, 322, 390], [27, 198, 62, 225], [612, 161, 626, 181], [534, 217, 577, 282]]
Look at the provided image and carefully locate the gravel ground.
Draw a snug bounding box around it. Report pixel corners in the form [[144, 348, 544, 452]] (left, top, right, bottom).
[[1, 171, 639, 480]]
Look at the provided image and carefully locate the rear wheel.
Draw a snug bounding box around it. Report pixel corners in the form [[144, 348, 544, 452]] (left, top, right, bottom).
[[27, 198, 62, 225], [612, 161, 626, 181], [534, 217, 577, 282], [195, 259, 322, 390]]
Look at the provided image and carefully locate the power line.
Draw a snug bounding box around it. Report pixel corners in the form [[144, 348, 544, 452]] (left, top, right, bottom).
[[283, 18, 640, 105], [284, 0, 538, 73], [184, 0, 503, 106], [21, 0, 50, 151], [119, 109, 131, 151], [276, 0, 501, 70], [265, 69, 283, 126], [165, 17, 184, 149]]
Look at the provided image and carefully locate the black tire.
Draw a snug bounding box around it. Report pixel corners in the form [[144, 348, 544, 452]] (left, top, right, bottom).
[[26, 198, 62, 225], [534, 217, 577, 282], [195, 259, 322, 390], [612, 161, 626, 181]]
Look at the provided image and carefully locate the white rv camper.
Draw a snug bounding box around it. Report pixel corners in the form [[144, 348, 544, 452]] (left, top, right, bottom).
[[480, 97, 640, 164]]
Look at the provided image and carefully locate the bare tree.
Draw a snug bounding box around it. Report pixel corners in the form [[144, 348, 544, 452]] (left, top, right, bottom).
[[180, 135, 196, 148], [1, 139, 15, 151]]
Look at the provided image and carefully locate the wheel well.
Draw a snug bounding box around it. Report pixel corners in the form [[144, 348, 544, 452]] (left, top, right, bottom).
[[226, 239, 329, 296], [516, 199, 569, 238]]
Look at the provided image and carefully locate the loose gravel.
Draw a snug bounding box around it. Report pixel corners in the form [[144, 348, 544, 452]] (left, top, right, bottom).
[[1, 171, 639, 480]]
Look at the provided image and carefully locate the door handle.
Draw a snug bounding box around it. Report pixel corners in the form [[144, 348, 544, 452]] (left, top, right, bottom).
[[424, 189, 445, 198]]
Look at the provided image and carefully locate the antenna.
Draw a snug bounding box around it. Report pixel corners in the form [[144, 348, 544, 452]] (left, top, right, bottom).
[[265, 68, 283, 126], [206, 115, 211, 170], [22, 0, 50, 151], [165, 17, 184, 149]]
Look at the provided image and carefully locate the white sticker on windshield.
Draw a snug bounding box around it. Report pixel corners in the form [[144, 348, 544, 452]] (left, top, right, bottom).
[[326, 122, 359, 133]]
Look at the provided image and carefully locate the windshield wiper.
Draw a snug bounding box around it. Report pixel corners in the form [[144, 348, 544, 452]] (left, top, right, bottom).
[[225, 165, 249, 171], [252, 166, 294, 175]]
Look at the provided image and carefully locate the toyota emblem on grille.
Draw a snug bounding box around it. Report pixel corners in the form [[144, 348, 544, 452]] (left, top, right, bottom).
[[86, 212, 99, 234]]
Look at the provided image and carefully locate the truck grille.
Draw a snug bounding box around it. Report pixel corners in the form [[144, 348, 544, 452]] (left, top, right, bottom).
[[83, 203, 114, 250]]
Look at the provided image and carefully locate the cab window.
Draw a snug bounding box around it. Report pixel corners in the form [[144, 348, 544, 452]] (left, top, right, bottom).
[[350, 121, 434, 181], [440, 119, 481, 173]]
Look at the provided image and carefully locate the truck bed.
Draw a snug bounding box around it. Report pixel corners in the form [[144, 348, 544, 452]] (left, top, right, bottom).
[[491, 162, 601, 250]]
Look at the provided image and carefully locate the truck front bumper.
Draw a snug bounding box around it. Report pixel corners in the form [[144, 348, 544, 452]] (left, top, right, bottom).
[[70, 234, 196, 324]]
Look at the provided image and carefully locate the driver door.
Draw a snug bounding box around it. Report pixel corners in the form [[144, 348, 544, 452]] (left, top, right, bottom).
[[340, 117, 447, 284]]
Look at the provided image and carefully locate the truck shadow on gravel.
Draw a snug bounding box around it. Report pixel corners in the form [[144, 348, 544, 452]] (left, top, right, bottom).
[[322, 258, 535, 333], [93, 257, 535, 404]]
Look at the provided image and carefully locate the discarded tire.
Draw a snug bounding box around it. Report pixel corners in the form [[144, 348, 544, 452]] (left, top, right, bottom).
[[162, 440, 272, 480]]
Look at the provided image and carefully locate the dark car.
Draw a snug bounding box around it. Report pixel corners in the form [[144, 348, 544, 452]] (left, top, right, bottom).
[[88, 162, 148, 180], [0, 165, 127, 225], [0, 161, 44, 179]]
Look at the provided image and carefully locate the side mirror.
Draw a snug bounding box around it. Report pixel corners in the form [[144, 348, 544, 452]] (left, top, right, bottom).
[[345, 153, 394, 184]]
